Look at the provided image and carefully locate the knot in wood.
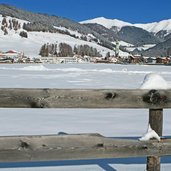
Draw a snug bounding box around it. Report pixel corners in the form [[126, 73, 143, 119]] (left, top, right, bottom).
[[143, 89, 167, 105], [105, 92, 117, 100], [20, 141, 29, 149], [96, 143, 104, 148], [30, 99, 49, 108]]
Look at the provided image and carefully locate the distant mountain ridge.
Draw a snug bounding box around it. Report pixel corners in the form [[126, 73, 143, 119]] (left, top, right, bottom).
[[81, 17, 171, 34], [1, 4, 171, 57], [83, 22, 161, 46], [0, 4, 114, 49], [81, 17, 171, 56], [0, 4, 124, 57]]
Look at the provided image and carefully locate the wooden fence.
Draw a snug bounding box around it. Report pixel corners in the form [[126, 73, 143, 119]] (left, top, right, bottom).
[[0, 88, 171, 171]]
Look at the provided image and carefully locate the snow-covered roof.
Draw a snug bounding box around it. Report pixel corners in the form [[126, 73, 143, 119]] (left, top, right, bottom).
[[6, 50, 18, 53]]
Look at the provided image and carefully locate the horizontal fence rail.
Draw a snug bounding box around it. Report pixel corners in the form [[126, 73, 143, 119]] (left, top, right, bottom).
[[0, 88, 170, 171], [0, 134, 171, 162], [0, 88, 170, 108]]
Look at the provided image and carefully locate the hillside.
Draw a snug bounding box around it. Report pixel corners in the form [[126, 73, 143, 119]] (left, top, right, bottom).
[[142, 38, 171, 57], [81, 17, 171, 34], [1, 4, 171, 57], [118, 26, 160, 46], [0, 4, 129, 58], [1, 15, 125, 57], [81, 17, 171, 57], [83, 23, 119, 42]]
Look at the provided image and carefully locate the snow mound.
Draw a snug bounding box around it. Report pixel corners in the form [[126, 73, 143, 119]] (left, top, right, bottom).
[[139, 124, 160, 141], [140, 73, 169, 89]]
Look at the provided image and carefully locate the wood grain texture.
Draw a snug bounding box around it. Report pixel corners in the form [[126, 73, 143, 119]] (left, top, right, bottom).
[[0, 88, 170, 108], [0, 88, 170, 167], [147, 109, 163, 171], [0, 134, 170, 162]]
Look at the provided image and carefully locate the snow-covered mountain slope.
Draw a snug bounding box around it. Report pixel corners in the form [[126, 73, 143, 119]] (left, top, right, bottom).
[[81, 17, 171, 57], [81, 17, 171, 34], [0, 15, 128, 57], [2, 3, 171, 58], [135, 19, 171, 34], [80, 17, 131, 30]]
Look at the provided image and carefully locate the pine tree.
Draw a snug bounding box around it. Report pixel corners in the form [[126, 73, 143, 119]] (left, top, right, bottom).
[[19, 31, 28, 38], [4, 28, 8, 35], [2, 17, 8, 27], [9, 20, 12, 29], [73, 45, 78, 55]]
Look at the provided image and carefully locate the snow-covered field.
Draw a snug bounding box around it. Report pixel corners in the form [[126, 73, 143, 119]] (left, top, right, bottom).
[[0, 63, 171, 170]]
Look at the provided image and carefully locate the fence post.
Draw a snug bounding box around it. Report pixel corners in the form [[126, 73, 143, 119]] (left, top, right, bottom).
[[146, 109, 163, 171]]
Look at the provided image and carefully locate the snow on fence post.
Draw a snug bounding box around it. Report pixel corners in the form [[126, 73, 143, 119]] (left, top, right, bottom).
[[141, 87, 165, 171], [140, 73, 168, 171]]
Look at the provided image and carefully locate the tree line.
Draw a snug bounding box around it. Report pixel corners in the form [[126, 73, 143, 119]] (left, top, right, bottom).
[[1, 17, 21, 35], [39, 43, 102, 57], [1, 16, 28, 38]]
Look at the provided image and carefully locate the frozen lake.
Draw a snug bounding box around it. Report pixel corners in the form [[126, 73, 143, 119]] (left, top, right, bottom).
[[0, 63, 170, 170]]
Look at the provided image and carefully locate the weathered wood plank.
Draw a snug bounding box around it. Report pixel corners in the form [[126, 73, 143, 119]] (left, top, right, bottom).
[[149, 109, 163, 137], [147, 156, 160, 171], [147, 109, 163, 171], [0, 89, 170, 108], [0, 134, 171, 162]]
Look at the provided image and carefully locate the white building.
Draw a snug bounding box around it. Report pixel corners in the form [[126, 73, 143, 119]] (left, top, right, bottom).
[[41, 57, 78, 64]]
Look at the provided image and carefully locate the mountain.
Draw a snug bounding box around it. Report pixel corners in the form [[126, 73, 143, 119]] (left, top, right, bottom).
[[118, 26, 160, 46], [81, 17, 162, 45], [81, 17, 131, 30], [0, 4, 127, 57], [81, 17, 171, 57], [1, 4, 171, 58], [83, 23, 160, 46], [0, 4, 92, 34], [83, 23, 119, 42], [81, 17, 171, 35], [142, 38, 171, 57], [134, 19, 171, 35]]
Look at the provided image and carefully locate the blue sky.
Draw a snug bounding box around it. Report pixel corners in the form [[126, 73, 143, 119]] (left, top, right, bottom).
[[0, 0, 171, 23]]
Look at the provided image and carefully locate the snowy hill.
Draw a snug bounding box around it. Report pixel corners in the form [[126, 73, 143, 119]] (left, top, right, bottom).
[[1, 4, 171, 58], [0, 4, 130, 58], [0, 14, 128, 58], [0, 18, 118, 58]]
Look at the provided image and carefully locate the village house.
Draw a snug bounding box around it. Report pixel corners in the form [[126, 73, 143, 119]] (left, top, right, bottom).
[[0, 50, 22, 63], [156, 57, 170, 64], [0, 50, 36, 63], [127, 55, 144, 64]]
